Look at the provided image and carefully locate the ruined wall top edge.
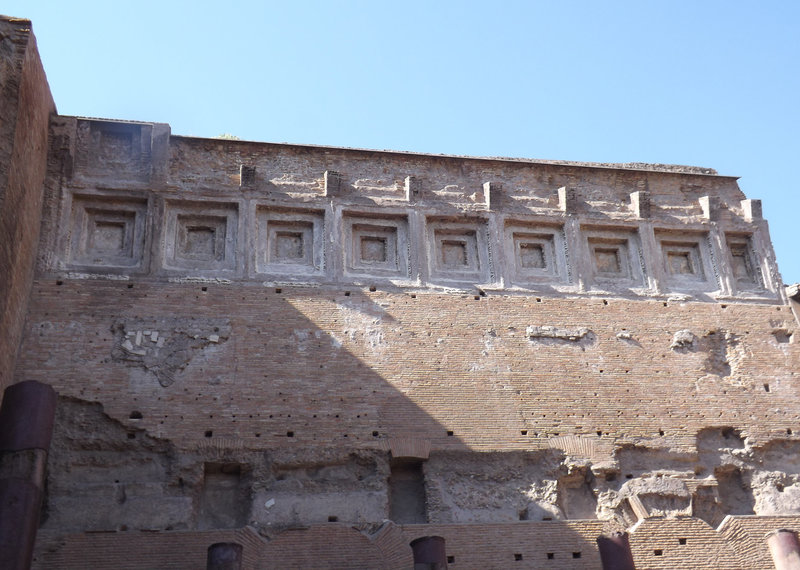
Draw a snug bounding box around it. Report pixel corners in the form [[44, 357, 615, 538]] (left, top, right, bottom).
[[54, 116, 745, 207]]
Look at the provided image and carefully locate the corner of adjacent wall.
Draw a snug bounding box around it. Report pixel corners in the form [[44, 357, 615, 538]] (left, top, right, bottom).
[[0, 17, 56, 393]]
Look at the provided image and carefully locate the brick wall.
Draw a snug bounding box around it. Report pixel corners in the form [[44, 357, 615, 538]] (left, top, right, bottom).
[[17, 282, 798, 452], [5, 87, 799, 567], [0, 17, 55, 391]]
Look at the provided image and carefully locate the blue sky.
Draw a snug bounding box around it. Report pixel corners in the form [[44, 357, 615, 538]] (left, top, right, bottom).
[[7, 1, 799, 284]]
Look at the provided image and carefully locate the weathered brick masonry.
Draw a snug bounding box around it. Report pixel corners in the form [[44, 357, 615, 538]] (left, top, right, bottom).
[[3, 14, 800, 570], [0, 17, 55, 389]]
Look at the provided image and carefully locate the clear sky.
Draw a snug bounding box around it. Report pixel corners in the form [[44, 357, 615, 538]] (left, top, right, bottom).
[[6, 1, 799, 284]]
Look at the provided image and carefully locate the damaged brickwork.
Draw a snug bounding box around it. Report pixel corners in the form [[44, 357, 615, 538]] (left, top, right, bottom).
[[2, 14, 800, 570], [110, 318, 231, 387]]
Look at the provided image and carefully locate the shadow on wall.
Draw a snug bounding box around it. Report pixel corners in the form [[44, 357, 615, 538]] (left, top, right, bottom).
[[25, 282, 479, 534]]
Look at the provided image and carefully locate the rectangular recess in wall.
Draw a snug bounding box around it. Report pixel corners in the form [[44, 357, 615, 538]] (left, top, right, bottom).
[[343, 213, 409, 279], [725, 233, 763, 292], [162, 200, 240, 273], [79, 119, 152, 180], [198, 462, 251, 530], [255, 207, 325, 277], [504, 221, 567, 288], [66, 193, 149, 272], [654, 229, 718, 293], [389, 460, 427, 524], [426, 217, 491, 284], [582, 226, 646, 290]]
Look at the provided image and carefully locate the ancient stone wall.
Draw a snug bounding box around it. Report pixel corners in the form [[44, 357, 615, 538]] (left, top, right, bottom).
[[0, 17, 55, 390], [2, 71, 798, 567]]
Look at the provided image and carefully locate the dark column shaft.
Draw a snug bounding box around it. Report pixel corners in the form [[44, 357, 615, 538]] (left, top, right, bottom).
[[597, 532, 636, 570], [767, 529, 800, 570], [0, 380, 57, 570], [411, 535, 447, 570], [207, 542, 243, 570]]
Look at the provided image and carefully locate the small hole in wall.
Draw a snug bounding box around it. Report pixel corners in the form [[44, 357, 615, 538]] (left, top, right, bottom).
[[344, 291, 351, 296], [773, 329, 793, 343], [777, 483, 785, 492], [679, 538, 687, 545], [605, 473, 617, 482], [447, 430, 454, 436], [654, 549, 663, 556], [474, 295, 481, 300], [56, 280, 63, 286], [205, 430, 213, 438], [327, 516, 338, 522], [659, 429, 665, 436], [369, 286, 376, 292], [447, 556, 455, 564], [546, 553, 554, 559], [721, 304, 728, 309], [597, 431, 602, 436], [129, 411, 143, 420], [372, 431, 379, 437], [625, 473, 633, 479], [521, 430, 528, 435], [663, 302, 668, 307], [514, 553, 523, 561], [275, 288, 282, 294], [255, 433, 261, 438], [602, 299, 608, 305], [764, 384, 771, 392], [572, 552, 581, 559], [127, 432, 136, 439], [127, 283, 134, 289], [536, 298, 541, 302], [410, 294, 416, 299], [201, 286, 207, 292], [542, 517, 552, 521], [788, 428, 793, 435], [286, 431, 294, 437]]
